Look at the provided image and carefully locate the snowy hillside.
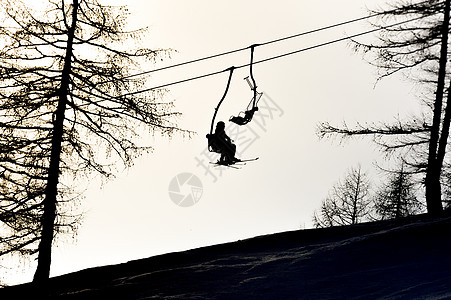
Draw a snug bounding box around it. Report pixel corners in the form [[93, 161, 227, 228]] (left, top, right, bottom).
[[2, 214, 451, 299]]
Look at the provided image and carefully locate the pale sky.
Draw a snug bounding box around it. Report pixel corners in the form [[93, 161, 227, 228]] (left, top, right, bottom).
[[4, 0, 423, 285]]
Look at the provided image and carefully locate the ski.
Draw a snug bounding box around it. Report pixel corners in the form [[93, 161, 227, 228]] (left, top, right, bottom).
[[209, 157, 258, 168], [237, 157, 259, 163], [210, 162, 241, 169]]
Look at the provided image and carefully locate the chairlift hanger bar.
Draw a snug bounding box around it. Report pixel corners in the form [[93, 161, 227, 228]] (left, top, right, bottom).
[[249, 44, 258, 110], [209, 67, 235, 135]]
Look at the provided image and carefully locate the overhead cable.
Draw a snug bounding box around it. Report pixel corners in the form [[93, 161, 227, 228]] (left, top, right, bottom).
[[116, 0, 440, 81], [120, 13, 434, 97]]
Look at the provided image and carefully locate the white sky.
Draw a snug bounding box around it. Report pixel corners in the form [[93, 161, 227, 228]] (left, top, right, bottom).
[[4, 0, 424, 285]]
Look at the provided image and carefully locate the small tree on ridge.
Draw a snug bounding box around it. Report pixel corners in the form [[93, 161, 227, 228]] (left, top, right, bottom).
[[313, 165, 373, 228]]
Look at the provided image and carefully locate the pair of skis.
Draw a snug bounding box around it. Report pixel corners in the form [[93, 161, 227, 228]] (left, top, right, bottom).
[[210, 157, 259, 169]]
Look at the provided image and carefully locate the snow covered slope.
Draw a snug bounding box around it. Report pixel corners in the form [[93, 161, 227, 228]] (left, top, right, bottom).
[[2, 214, 451, 299]]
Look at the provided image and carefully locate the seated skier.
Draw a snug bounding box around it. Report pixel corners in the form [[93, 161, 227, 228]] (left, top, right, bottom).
[[229, 107, 259, 126], [206, 121, 240, 165]]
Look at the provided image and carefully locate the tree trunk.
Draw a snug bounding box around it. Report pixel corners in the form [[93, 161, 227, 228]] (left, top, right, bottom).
[[33, 0, 79, 285], [437, 79, 451, 185], [351, 169, 361, 225], [425, 0, 450, 216], [395, 172, 403, 219]]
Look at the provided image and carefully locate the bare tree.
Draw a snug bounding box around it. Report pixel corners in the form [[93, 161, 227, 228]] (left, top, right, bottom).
[[0, 0, 183, 284], [318, 0, 450, 216], [373, 162, 423, 219], [439, 166, 451, 209], [313, 165, 372, 228]]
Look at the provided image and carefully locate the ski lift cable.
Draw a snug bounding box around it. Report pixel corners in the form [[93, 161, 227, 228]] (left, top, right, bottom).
[[120, 13, 433, 98], [113, 0, 439, 82]]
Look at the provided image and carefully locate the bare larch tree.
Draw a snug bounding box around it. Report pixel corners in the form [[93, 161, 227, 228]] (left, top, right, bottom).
[[0, 0, 182, 284], [318, 0, 450, 216], [313, 165, 372, 228], [373, 162, 423, 219]]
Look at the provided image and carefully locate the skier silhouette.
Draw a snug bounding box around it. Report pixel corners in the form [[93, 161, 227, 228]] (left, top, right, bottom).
[[208, 121, 239, 165], [229, 106, 259, 125]]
